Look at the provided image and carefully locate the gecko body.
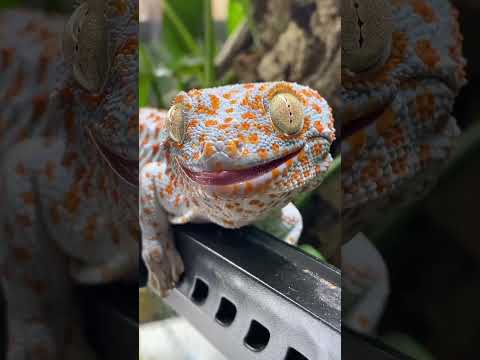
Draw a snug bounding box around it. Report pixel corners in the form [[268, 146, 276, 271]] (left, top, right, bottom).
[[140, 82, 335, 296], [1, 1, 138, 358], [340, 0, 466, 333], [340, 0, 466, 238]]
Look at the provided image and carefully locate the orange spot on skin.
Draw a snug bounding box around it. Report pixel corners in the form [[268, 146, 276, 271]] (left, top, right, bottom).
[[116, 36, 138, 56], [411, 0, 437, 22], [272, 168, 281, 179], [298, 150, 308, 163], [223, 219, 235, 226], [20, 192, 35, 205], [188, 119, 199, 129], [256, 124, 272, 136], [205, 119, 218, 127], [314, 121, 325, 133], [16, 215, 32, 227], [242, 112, 256, 120], [219, 123, 231, 130], [84, 217, 97, 242], [5, 69, 24, 100], [258, 149, 269, 160], [32, 95, 47, 121], [1, 48, 13, 71], [272, 143, 280, 154], [248, 133, 259, 144], [45, 161, 55, 181], [225, 141, 238, 157], [15, 162, 27, 176], [12, 247, 32, 262], [376, 107, 396, 134], [203, 142, 216, 158], [152, 144, 160, 156], [415, 93, 435, 122], [312, 103, 323, 114], [112, 0, 128, 15], [267, 82, 296, 100], [197, 94, 220, 116], [241, 122, 250, 131], [65, 190, 80, 214], [416, 40, 440, 69], [226, 108, 234, 113], [244, 182, 254, 194]]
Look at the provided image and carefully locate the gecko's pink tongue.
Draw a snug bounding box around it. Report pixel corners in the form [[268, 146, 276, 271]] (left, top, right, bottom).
[[182, 148, 301, 186]]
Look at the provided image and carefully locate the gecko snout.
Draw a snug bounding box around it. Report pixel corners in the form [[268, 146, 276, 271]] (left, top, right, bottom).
[[202, 140, 244, 160]]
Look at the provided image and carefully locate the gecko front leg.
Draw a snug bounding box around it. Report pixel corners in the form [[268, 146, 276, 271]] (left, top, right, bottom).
[[140, 162, 184, 297], [255, 203, 303, 246]]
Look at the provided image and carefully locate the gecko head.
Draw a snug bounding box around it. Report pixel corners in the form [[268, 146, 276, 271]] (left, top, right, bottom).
[[339, 0, 466, 213], [59, 0, 138, 163], [165, 82, 335, 227]]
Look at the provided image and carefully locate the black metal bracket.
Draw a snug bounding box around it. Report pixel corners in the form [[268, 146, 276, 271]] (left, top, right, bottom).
[[140, 223, 341, 360]]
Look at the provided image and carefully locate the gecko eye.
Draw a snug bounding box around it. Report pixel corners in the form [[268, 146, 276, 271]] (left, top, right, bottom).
[[62, 0, 110, 93], [269, 93, 304, 135], [342, 0, 393, 73], [167, 104, 186, 143]]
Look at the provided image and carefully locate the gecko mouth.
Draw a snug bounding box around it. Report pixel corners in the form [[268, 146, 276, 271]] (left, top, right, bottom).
[[181, 148, 303, 186], [87, 128, 139, 188], [342, 104, 390, 140]]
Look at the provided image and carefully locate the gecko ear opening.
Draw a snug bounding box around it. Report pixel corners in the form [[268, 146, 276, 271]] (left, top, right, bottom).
[[62, 0, 110, 93], [342, 0, 393, 73], [269, 93, 304, 135]]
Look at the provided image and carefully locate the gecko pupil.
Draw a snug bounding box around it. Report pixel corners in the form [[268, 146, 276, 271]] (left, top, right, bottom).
[[352, 2, 365, 48]]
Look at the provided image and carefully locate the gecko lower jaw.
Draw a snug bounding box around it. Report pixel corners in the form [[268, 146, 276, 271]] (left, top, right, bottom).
[[180, 147, 303, 186]]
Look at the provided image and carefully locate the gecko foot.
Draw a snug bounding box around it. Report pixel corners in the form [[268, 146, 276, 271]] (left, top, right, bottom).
[[142, 243, 184, 297]]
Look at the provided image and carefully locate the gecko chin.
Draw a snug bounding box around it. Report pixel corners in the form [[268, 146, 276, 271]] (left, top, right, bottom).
[[179, 147, 303, 187]]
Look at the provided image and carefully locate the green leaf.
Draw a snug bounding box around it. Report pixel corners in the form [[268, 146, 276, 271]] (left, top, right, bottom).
[[299, 245, 326, 261], [0, 0, 19, 8], [162, 0, 204, 60], [227, 0, 247, 35], [381, 333, 435, 360], [203, 0, 216, 87], [139, 45, 154, 107], [140, 44, 180, 108]]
